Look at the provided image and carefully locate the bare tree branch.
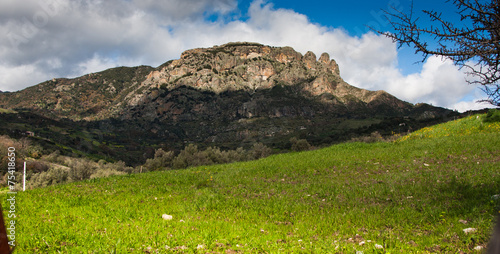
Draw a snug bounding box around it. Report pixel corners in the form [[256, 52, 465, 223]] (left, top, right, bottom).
[[373, 0, 500, 106]]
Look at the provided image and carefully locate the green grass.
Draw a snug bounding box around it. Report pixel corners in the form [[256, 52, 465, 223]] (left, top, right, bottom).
[[5, 114, 500, 253], [0, 108, 17, 114]]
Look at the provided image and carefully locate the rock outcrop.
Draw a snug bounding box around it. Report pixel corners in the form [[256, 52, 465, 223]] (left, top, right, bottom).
[[120, 42, 395, 114], [138, 42, 340, 95]]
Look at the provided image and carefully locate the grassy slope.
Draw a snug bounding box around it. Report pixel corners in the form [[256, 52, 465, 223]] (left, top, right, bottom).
[[6, 115, 500, 253]]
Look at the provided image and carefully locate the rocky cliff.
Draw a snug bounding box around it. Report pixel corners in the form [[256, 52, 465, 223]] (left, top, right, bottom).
[[121, 42, 410, 118]]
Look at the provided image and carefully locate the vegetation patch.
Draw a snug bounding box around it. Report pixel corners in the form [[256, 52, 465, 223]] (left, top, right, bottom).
[[483, 108, 500, 123], [0, 108, 16, 114], [397, 114, 500, 142]]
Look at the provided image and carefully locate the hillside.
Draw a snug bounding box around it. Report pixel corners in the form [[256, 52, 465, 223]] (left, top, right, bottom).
[[6, 114, 500, 253], [0, 42, 457, 165], [0, 42, 448, 121]]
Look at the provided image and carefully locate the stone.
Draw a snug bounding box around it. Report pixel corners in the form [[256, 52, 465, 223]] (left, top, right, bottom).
[[162, 214, 173, 220]]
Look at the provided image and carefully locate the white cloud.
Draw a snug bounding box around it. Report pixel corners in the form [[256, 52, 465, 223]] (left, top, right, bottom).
[[387, 57, 489, 112], [75, 54, 120, 77], [390, 57, 473, 105], [0, 0, 493, 111], [452, 100, 491, 112], [0, 63, 51, 91]]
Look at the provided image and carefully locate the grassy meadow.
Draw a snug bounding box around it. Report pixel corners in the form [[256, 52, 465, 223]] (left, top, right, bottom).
[[4, 114, 500, 253]]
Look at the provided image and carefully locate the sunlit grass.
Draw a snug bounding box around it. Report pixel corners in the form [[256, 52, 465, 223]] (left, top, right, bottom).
[[4, 114, 500, 253], [396, 114, 500, 142]]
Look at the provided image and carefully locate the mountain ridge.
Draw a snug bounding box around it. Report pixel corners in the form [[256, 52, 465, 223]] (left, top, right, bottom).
[[0, 42, 457, 165], [0, 42, 417, 120]]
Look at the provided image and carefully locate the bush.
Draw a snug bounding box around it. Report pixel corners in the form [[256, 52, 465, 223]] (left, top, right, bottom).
[[25, 143, 43, 159], [170, 145, 253, 169], [68, 159, 97, 181], [42, 151, 67, 165], [290, 137, 311, 152], [144, 149, 175, 171], [27, 161, 49, 173], [172, 144, 214, 169], [248, 143, 272, 160], [221, 147, 247, 163], [203, 147, 224, 164], [145, 144, 270, 171], [172, 144, 196, 169], [484, 108, 500, 123], [98, 160, 133, 174], [29, 167, 69, 188]]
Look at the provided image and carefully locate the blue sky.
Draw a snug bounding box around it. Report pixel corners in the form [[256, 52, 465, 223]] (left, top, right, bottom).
[[238, 0, 461, 75], [0, 0, 492, 111]]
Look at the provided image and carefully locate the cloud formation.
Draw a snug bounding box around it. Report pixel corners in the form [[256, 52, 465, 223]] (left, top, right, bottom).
[[0, 0, 489, 111]]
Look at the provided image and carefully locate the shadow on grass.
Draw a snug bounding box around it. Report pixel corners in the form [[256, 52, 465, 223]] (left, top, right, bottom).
[[436, 177, 500, 217]]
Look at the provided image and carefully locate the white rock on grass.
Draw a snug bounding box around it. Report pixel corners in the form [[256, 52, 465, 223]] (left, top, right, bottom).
[[474, 246, 484, 251], [463, 228, 477, 234], [162, 214, 173, 220], [374, 244, 384, 249]]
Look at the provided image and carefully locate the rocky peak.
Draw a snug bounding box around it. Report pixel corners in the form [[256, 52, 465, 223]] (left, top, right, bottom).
[[303, 51, 317, 68], [139, 42, 342, 99]]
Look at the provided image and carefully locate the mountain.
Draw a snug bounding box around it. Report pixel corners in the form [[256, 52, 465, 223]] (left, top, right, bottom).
[[0, 42, 456, 165]]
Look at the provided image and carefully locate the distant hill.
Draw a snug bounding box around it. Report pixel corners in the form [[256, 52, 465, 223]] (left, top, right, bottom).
[[0, 42, 457, 165]]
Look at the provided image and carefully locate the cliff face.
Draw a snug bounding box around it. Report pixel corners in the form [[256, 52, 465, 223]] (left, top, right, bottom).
[[0, 42, 455, 164], [141, 43, 339, 94]]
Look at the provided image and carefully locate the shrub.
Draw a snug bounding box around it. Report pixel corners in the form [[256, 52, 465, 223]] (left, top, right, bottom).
[[172, 144, 199, 169], [29, 167, 69, 188], [174, 144, 217, 169], [248, 143, 272, 160], [203, 147, 225, 164], [42, 151, 67, 165], [147, 144, 268, 170], [27, 161, 49, 173], [98, 160, 133, 173], [68, 159, 97, 181], [144, 149, 175, 171], [290, 137, 311, 152], [171, 145, 252, 169], [227, 147, 248, 162], [484, 108, 500, 123], [24, 142, 43, 159]]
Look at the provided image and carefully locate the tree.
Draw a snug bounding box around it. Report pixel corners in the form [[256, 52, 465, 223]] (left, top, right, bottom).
[[290, 137, 311, 152], [377, 0, 500, 106]]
